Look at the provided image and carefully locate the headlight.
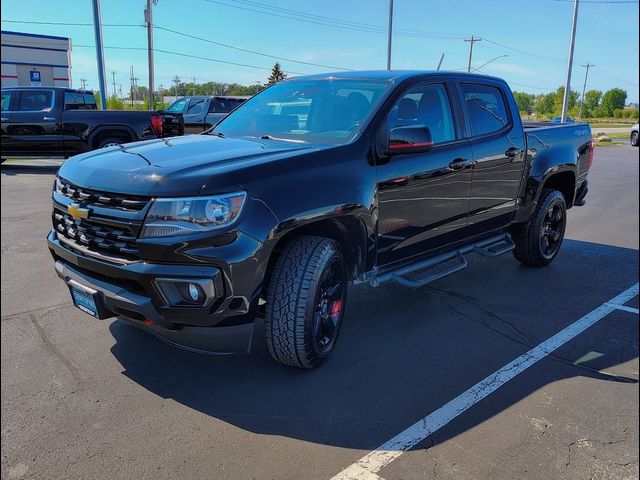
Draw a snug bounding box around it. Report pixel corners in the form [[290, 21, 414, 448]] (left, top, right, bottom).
[[54, 177, 65, 195], [141, 192, 247, 238]]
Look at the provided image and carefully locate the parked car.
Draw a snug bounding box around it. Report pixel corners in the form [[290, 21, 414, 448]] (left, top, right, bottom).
[[166, 95, 249, 133], [631, 123, 639, 147], [0, 87, 184, 160], [48, 71, 593, 369]]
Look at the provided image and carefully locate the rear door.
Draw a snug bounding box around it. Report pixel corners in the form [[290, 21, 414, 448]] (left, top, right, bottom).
[[461, 82, 526, 232], [376, 80, 474, 266], [4, 89, 63, 156]]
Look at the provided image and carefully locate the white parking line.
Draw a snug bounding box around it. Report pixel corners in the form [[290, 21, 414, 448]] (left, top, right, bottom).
[[331, 283, 640, 480], [605, 303, 639, 315]]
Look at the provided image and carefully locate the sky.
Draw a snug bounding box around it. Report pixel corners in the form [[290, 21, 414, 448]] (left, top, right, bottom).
[[1, 0, 638, 102]]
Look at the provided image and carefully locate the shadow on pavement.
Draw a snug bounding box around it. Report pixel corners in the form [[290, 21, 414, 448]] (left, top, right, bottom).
[[109, 239, 638, 451]]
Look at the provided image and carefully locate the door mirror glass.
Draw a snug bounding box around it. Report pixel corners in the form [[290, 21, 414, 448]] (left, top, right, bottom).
[[386, 125, 432, 154]]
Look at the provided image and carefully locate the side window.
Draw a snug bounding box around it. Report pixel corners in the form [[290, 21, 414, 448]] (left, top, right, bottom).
[[166, 98, 187, 113], [388, 83, 456, 144], [19, 90, 54, 111], [462, 84, 509, 137], [1, 92, 12, 111], [187, 99, 205, 115], [83, 93, 98, 110], [64, 92, 84, 110]]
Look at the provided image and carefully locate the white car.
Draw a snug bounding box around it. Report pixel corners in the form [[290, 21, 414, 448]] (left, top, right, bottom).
[[631, 123, 639, 147]]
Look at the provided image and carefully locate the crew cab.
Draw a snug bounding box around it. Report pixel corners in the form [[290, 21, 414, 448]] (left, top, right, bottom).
[[166, 95, 249, 133], [1, 87, 184, 160], [47, 71, 593, 369]]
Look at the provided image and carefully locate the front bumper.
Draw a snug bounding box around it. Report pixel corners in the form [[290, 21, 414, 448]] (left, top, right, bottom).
[[48, 229, 265, 354]]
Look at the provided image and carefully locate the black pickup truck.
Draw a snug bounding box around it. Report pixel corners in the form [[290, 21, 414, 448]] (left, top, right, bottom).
[[1, 87, 183, 160], [47, 71, 592, 369]]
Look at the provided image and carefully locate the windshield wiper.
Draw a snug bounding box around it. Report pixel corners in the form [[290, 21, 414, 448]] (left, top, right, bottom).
[[257, 135, 305, 143]]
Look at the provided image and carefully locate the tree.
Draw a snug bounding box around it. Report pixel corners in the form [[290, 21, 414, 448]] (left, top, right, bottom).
[[534, 92, 555, 117], [107, 95, 125, 110], [552, 86, 579, 117], [513, 91, 535, 115], [582, 90, 602, 118], [267, 62, 286, 85], [600, 88, 627, 117]]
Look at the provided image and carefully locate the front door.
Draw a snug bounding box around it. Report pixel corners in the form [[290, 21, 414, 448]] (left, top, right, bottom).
[[376, 81, 473, 267]]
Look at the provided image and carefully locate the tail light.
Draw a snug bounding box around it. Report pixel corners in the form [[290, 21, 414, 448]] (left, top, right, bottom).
[[151, 115, 164, 136], [587, 138, 594, 169]]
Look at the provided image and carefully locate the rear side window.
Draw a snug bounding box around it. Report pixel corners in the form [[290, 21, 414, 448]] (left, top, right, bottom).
[[209, 98, 244, 113], [19, 90, 53, 111], [388, 83, 456, 144], [1, 92, 11, 111], [64, 92, 84, 110], [83, 93, 98, 109], [462, 84, 509, 137]]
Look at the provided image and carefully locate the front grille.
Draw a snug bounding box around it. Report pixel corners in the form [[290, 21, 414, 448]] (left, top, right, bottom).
[[57, 178, 150, 211], [53, 211, 141, 261]]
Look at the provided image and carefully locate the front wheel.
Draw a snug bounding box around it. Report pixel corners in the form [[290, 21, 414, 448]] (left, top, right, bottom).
[[512, 189, 567, 267], [631, 131, 639, 147], [264, 236, 347, 369]]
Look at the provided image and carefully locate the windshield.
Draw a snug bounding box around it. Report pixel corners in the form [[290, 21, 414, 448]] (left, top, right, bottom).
[[213, 79, 391, 145]]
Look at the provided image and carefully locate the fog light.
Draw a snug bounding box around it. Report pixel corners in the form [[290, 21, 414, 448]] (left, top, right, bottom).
[[188, 283, 200, 301]]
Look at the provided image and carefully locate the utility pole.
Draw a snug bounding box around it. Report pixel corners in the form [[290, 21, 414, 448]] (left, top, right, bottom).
[[118, 84, 123, 99], [386, 0, 393, 70], [91, 0, 108, 110], [464, 36, 481, 72], [192, 76, 196, 96], [80, 78, 87, 90], [578, 63, 594, 120], [130, 65, 135, 107], [436, 52, 445, 71], [172, 74, 181, 97], [561, 0, 579, 123], [145, 0, 155, 108], [110, 70, 117, 100]]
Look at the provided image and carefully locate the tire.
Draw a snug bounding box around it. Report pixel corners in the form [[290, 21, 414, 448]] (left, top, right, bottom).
[[512, 189, 567, 267], [96, 137, 125, 149], [264, 235, 348, 369], [631, 131, 639, 147]]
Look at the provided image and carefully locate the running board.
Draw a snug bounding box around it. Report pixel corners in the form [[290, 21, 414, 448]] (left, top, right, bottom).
[[370, 233, 515, 289]]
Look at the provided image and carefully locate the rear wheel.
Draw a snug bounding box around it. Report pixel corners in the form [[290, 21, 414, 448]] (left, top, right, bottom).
[[512, 189, 567, 267], [631, 131, 639, 147], [264, 235, 347, 369]]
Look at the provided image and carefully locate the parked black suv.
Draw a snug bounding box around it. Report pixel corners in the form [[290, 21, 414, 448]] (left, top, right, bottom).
[[48, 71, 592, 368]]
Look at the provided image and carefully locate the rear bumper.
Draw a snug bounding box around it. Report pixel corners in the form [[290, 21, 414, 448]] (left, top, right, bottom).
[[574, 179, 588, 206], [53, 258, 255, 354]]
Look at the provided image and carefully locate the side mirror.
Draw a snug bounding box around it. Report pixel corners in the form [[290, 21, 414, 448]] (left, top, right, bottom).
[[386, 125, 433, 155]]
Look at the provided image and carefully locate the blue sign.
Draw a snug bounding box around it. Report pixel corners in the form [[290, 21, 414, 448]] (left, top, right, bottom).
[[30, 71, 41, 82]]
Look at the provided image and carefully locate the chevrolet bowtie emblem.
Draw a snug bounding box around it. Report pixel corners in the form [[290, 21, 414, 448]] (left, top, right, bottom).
[[68, 203, 90, 220]]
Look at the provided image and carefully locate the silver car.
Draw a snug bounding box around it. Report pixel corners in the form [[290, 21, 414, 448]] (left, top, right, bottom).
[[631, 123, 639, 147]]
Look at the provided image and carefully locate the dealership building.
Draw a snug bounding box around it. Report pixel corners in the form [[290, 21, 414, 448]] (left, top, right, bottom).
[[1, 30, 72, 88]]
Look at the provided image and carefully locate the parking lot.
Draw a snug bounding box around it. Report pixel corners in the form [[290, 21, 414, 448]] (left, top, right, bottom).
[[1, 145, 638, 479]]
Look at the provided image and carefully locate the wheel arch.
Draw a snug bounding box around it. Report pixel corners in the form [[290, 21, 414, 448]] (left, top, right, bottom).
[[89, 125, 136, 149]]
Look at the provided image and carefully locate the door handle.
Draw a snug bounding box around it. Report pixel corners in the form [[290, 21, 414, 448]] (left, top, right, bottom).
[[0, 117, 8, 122], [448, 158, 474, 170], [43, 116, 56, 121], [505, 147, 521, 158]]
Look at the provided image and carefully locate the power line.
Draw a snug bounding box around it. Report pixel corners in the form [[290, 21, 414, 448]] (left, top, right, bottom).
[[546, 0, 638, 4], [154, 25, 352, 70], [1, 19, 142, 27]]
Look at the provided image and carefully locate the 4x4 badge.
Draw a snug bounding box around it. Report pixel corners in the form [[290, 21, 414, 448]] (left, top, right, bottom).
[[68, 203, 90, 220]]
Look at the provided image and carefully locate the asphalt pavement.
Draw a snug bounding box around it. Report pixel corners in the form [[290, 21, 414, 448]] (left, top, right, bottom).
[[1, 145, 638, 480]]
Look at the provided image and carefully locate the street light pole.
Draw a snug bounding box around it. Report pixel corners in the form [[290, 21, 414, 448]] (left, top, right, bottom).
[[145, 0, 155, 109], [386, 0, 393, 70], [91, 0, 108, 110], [578, 63, 594, 120], [472, 55, 509, 72], [561, 0, 579, 123]]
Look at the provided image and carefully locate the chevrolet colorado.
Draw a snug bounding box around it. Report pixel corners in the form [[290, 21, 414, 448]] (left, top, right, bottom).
[[47, 71, 592, 369], [1, 87, 184, 160]]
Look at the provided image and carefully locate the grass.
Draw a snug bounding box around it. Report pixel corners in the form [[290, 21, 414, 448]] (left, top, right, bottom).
[[594, 141, 625, 147]]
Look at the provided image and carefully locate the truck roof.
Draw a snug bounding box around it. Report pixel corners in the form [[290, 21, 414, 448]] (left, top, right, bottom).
[[287, 70, 505, 84], [1, 86, 93, 94]]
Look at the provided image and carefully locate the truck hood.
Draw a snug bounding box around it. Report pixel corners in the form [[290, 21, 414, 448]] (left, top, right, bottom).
[[58, 134, 314, 196]]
